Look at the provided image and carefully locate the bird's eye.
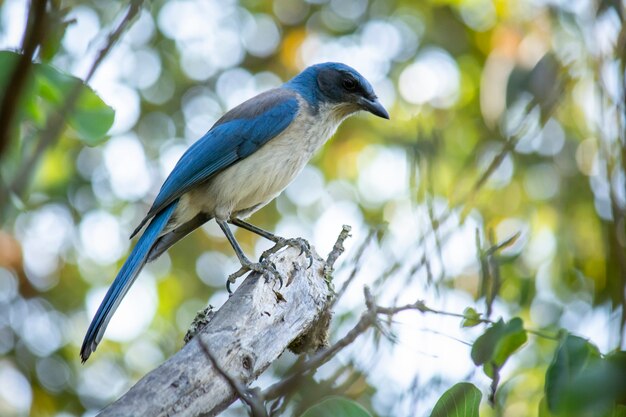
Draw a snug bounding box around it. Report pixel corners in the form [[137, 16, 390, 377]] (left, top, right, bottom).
[[342, 78, 357, 91]]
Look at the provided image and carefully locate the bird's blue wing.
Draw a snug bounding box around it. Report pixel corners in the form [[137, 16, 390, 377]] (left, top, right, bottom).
[[131, 89, 300, 237]]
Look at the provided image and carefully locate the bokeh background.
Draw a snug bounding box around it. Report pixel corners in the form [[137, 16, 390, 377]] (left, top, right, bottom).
[[0, 0, 625, 416]]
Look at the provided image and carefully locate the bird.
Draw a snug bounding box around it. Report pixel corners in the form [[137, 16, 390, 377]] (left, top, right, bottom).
[[80, 62, 389, 362]]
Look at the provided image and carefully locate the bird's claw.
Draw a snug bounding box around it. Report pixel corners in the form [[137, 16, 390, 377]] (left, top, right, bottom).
[[226, 258, 283, 295], [259, 237, 314, 268], [285, 237, 314, 268]]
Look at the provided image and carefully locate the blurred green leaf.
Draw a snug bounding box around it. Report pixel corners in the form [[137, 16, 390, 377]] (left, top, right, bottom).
[[542, 334, 626, 416], [301, 396, 372, 417], [71, 87, 116, 143], [36, 63, 73, 104], [461, 307, 482, 328], [545, 334, 599, 412], [471, 318, 528, 377], [429, 382, 482, 417], [0, 50, 114, 145], [35, 62, 114, 143]]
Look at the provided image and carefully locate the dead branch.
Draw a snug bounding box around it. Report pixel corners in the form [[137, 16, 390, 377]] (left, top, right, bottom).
[[97, 244, 332, 417]]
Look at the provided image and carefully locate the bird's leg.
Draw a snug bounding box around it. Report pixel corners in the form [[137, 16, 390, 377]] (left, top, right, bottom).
[[216, 219, 282, 294], [229, 218, 313, 267]]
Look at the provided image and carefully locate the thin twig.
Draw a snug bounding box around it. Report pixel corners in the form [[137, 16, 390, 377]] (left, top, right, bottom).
[[265, 282, 559, 404], [324, 224, 352, 281], [484, 231, 520, 256], [488, 363, 500, 406], [404, 103, 549, 287], [329, 229, 375, 309]]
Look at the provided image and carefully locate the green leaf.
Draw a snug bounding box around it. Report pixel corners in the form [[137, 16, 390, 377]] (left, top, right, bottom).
[[471, 318, 528, 373], [471, 319, 504, 366], [430, 382, 482, 417], [72, 89, 116, 143], [544, 334, 616, 415], [34, 62, 115, 144], [545, 334, 598, 411], [35, 62, 75, 104], [461, 307, 482, 328], [301, 396, 372, 417], [0, 50, 114, 145], [543, 342, 626, 417]]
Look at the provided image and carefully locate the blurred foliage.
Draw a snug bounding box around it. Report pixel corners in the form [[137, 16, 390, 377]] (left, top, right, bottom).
[[471, 317, 527, 380], [0, 0, 625, 416], [0, 50, 114, 144], [543, 334, 626, 417]]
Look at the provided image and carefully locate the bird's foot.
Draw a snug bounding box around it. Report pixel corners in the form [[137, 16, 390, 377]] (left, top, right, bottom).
[[260, 237, 313, 268], [227, 258, 283, 294]]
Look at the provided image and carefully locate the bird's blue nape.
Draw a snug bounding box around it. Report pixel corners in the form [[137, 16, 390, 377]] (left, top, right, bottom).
[[283, 66, 321, 108]]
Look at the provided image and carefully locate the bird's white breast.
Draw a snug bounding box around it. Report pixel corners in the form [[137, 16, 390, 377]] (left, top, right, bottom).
[[178, 99, 344, 222]]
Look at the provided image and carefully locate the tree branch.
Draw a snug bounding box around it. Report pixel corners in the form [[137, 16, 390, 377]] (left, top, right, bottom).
[[198, 340, 268, 417], [97, 244, 332, 417]]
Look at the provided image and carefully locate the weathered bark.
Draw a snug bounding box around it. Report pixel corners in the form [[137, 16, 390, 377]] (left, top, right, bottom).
[[97, 245, 331, 417]]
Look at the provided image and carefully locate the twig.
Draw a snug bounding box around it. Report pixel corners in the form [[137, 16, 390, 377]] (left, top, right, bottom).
[[265, 282, 560, 404], [488, 363, 500, 406], [484, 231, 520, 256], [403, 101, 553, 288], [329, 229, 375, 309], [84, 0, 144, 82], [265, 287, 453, 401], [324, 224, 352, 281]]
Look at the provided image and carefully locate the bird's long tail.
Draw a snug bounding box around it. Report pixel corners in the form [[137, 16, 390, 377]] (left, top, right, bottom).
[[80, 201, 178, 362]]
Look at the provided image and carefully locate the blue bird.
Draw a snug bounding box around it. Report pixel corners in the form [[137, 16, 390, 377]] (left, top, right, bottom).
[[80, 62, 389, 362]]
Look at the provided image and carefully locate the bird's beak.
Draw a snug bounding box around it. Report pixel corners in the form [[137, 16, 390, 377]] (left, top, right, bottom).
[[359, 97, 390, 119]]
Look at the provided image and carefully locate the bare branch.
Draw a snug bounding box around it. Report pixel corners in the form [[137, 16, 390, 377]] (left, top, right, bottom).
[[97, 244, 331, 417]]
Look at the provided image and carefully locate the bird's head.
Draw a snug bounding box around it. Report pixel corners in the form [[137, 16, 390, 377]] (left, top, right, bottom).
[[286, 62, 389, 120]]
